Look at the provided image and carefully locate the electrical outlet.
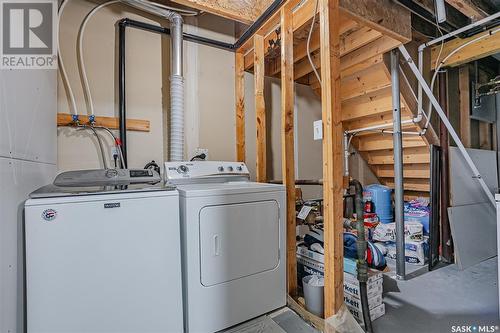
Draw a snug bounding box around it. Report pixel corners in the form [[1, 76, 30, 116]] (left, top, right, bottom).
[[195, 148, 209, 159]]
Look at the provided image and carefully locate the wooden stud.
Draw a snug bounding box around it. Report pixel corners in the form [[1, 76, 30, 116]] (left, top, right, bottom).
[[479, 122, 492, 150], [235, 51, 246, 162], [459, 66, 471, 148], [319, 0, 343, 318], [254, 34, 267, 183], [280, 4, 297, 297], [57, 113, 150, 132]]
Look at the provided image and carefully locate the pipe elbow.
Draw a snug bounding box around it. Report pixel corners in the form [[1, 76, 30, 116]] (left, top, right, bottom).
[[166, 11, 183, 24]]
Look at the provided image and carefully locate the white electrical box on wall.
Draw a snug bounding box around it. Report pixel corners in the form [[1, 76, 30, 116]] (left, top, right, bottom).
[[313, 120, 323, 140]]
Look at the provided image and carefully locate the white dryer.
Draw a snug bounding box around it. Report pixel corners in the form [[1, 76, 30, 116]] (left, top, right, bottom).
[[24, 169, 184, 333], [165, 161, 286, 333]]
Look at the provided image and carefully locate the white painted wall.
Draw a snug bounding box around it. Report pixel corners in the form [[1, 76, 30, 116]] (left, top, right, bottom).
[[57, 3, 237, 171], [0, 68, 57, 332]]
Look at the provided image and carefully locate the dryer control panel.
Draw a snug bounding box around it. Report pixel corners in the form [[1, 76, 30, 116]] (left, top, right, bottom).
[[164, 161, 250, 184]]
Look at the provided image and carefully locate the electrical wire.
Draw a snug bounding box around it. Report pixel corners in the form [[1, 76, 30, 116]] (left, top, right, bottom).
[[424, 27, 500, 130], [94, 126, 126, 169], [78, 0, 120, 116], [77, 125, 109, 169], [78, 0, 199, 117], [306, 0, 321, 86], [58, 0, 78, 115]]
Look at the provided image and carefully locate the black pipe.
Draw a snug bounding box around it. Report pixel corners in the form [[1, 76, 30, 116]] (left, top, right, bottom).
[[439, 71, 453, 263], [119, 18, 235, 51], [118, 22, 127, 168], [119, 0, 283, 51], [116, 0, 285, 164], [233, 0, 284, 49], [350, 179, 373, 333]]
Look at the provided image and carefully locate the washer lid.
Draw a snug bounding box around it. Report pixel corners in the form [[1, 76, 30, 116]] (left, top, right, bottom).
[[29, 183, 175, 199], [176, 181, 284, 197]]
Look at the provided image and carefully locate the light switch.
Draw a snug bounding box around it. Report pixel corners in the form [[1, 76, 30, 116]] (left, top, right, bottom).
[[313, 120, 323, 140]]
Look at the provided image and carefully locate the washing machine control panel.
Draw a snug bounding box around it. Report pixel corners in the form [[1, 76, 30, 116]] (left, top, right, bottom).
[[164, 161, 250, 183]]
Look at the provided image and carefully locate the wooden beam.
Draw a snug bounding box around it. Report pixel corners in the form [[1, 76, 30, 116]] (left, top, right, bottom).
[[319, 0, 343, 318], [235, 51, 246, 162], [355, 134, 427, 151], [340, 63, 392, 101], [376, 163, 431, 179], [170, 0, 268, 24], [254, 34, 267, 182], [57, 113, 149, 132], [291, 26, 382, 80], [305, 36, 400, 87], [431, 28, 500, 68], [339, 0, 411, 42], [459, 66, 471, 148], [341, 87, 395, 121], [479, 121, 492, 150], [382, 178, 430, 192], [287, 295, 325, 331], [343, 110, 414, 133], [366, 146, 431, 165], [280, 4, 297, 296], [445, 0, 488, 20]]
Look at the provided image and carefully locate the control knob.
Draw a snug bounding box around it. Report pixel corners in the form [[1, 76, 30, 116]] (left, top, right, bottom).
[[177, 165, 189, 174]]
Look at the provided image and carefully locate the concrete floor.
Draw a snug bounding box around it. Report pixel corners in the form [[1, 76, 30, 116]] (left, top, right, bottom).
[[374, 257, 499, 333], [230, 258, 499, 333]]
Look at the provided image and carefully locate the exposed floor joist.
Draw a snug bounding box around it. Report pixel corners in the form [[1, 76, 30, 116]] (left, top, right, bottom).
[[431, 28, 500, 68]]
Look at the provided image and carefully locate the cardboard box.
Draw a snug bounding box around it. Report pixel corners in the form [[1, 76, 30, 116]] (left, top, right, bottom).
[[344, 292, 383, 311], [344, 276, 383, 299], [385, 238, 428, 266], [348, 303, 386, 324], [297, 254, 383, 294], [373, 221, 424, 242], [296, 245, 379, 278]]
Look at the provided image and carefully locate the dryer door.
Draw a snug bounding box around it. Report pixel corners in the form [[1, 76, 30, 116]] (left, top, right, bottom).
[[199, 200, 280, 287]]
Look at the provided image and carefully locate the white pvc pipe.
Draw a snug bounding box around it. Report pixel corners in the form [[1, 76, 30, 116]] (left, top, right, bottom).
[[424, 12, 500, 49], [345, 119, 415, 134], [399, 45, 496, 207]]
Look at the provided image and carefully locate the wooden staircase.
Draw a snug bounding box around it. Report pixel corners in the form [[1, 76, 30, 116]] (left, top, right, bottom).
[[340, 58, 438, 198], [242, 1, 438, 198]]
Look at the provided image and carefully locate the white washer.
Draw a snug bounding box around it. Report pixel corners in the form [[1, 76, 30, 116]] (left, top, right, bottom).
[[165, 161, 286, 333], [24, 169, 184, 333]]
